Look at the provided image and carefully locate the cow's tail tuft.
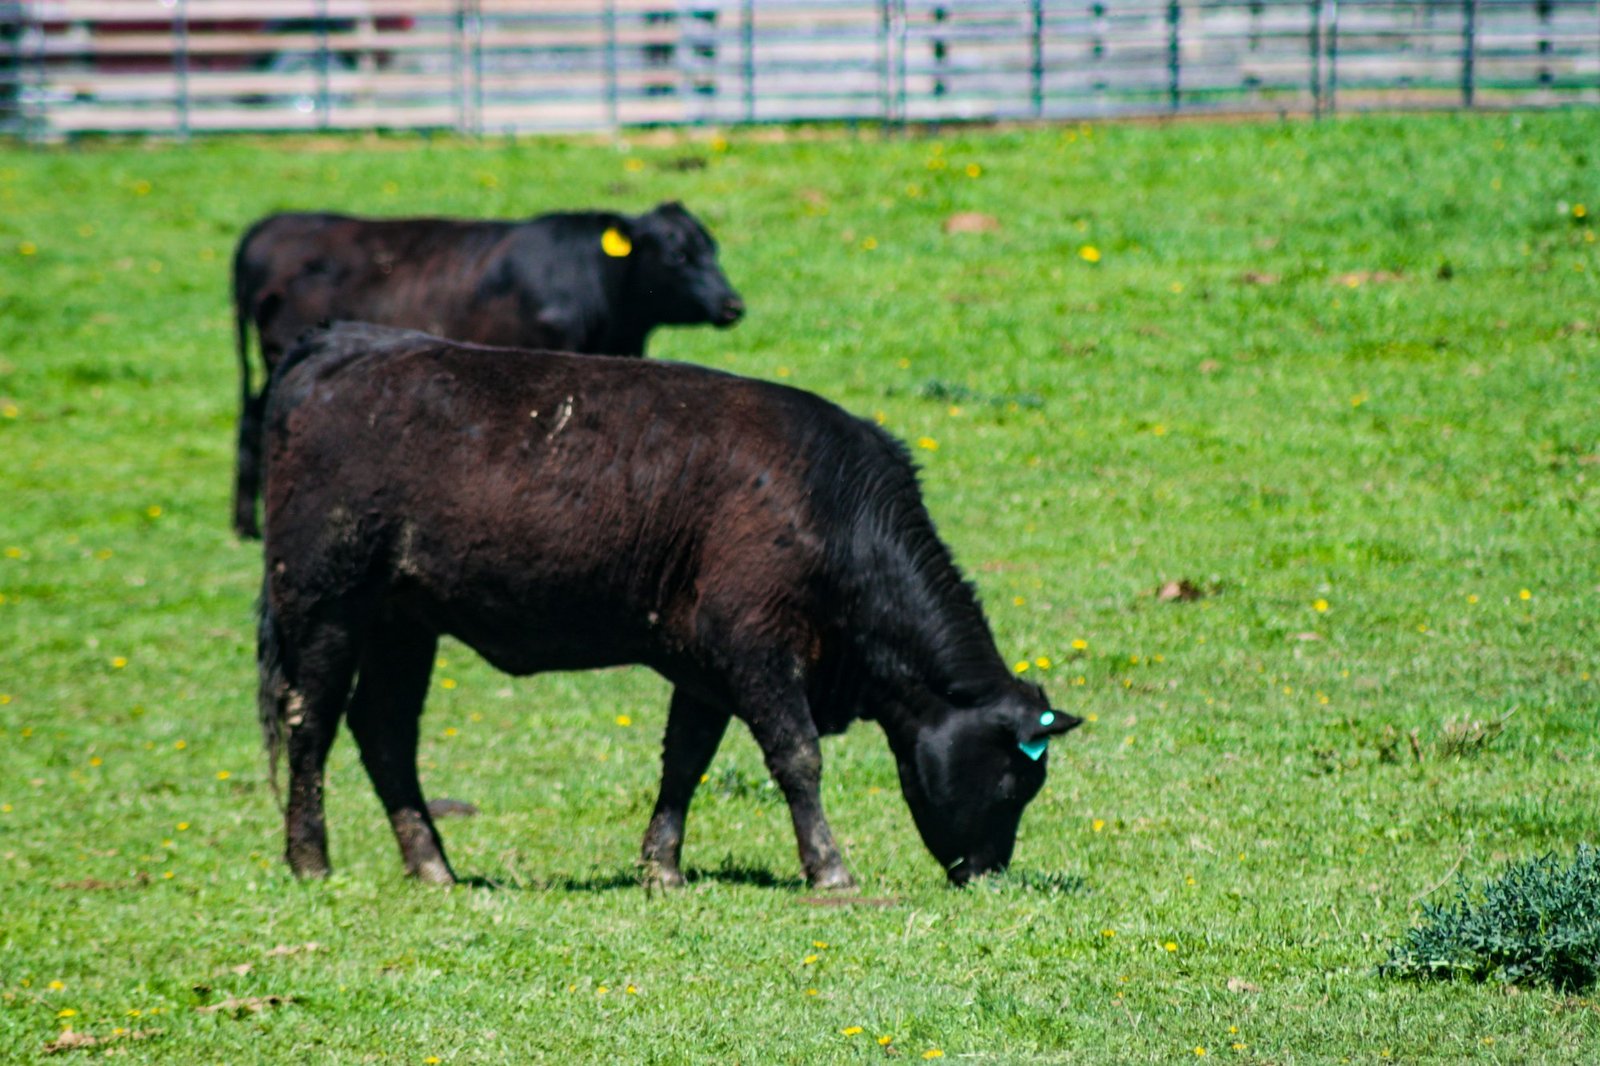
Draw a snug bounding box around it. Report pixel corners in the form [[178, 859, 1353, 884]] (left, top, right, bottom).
[[257, 579, 289, 812]]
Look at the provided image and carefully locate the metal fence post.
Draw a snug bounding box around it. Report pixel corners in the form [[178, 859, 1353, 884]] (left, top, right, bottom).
[[1327, 0, 1339, 113], [878, 0, 891, 125], [1167, 0, 1181, 112], [604, 0, 619, 133], [1461, 0, 1477, 106], [175, 0, 190, 139], [742, 0, 755, 123], [895, 0, 907, 129], [1031, 0, 1044, 118], [316, 0, 331, 130], [1311, 0, 1323, 118]]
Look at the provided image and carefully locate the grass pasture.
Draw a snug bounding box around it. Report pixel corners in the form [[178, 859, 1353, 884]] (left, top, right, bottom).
[[2, 112, 1599, 1062]]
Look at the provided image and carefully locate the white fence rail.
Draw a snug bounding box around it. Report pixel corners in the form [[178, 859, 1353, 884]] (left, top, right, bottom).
[[3, 1, 1597, 138]]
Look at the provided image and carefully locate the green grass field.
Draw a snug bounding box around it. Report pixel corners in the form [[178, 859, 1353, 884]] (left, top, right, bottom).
[[2, 111, 1598, 1063]]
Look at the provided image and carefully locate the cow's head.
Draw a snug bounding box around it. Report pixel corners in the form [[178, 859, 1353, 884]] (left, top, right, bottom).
[[892, 680, 1081, 885], [618, 202, 745, 329]]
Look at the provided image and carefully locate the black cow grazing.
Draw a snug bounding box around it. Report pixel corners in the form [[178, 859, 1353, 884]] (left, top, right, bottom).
[[258, 324, 1080, 889], [230, 201, 743, 539]]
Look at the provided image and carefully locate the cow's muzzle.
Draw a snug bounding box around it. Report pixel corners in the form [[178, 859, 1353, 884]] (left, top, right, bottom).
[[714, 295, 745, 328]]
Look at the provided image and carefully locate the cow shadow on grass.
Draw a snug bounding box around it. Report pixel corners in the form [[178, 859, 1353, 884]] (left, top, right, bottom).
[[456, 860, 804, 894]]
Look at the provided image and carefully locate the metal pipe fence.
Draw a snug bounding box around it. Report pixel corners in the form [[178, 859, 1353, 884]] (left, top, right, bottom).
[[2, 0, 1597, 139]]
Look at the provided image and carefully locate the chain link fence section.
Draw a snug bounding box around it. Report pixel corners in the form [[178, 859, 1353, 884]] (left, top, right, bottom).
[[3, 0, 1597, 139]]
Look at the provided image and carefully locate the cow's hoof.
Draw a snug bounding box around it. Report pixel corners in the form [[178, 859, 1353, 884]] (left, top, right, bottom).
[[288, 848, 331, 881], [409, 858, 457, 886], [808, 867, 857, 892], [639, 859, 687, 891]]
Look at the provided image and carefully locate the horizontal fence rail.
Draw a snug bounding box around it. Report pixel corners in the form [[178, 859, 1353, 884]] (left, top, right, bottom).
[[2, 0, 1598, 138]]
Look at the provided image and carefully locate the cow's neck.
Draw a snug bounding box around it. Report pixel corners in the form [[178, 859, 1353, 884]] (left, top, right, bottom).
[[841, 524, 1011, 728]]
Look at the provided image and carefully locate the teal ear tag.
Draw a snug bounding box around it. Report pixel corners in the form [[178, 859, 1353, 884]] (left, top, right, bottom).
[[1018, 712, 1056, 760]]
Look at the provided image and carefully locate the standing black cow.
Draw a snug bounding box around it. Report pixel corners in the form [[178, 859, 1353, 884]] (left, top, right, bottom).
[[230, 201, 744, 538], [259, 324, 1080, 889]]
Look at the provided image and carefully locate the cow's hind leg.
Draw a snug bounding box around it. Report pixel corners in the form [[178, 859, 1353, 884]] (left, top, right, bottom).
[[640, 688, 730, 889], [736, 676, 855, 891], [283, 618, 360, 879], [345, 617, 455, 885], [233, 386, 269, 540]]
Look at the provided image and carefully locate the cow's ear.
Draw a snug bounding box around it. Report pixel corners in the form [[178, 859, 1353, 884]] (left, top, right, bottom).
[[1018, 708, 1083, 743], [1009, 705, 1083, 762]]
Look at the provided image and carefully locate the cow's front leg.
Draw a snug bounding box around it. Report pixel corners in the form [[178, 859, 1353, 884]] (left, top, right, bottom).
[[640, 689, 730, 889], [743, 698, 855, 891]]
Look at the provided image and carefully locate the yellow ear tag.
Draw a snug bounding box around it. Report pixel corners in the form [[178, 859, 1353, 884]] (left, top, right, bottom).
[[601, 227, 632, 258]]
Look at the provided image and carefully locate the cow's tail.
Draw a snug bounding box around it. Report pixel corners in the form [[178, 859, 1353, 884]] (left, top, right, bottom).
[[257, 578, 289, 812]]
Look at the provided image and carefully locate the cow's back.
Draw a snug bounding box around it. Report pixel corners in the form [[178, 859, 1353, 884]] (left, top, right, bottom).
[[266, 325, 852, 674], [238, 214, 522, 358]]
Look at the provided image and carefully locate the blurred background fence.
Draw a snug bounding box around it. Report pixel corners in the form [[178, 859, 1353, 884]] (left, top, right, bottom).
[[3, 0, 1598, 138]]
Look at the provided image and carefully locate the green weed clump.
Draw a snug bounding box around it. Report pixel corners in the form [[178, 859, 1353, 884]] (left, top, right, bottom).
[[1385, 846, 1600, 990]]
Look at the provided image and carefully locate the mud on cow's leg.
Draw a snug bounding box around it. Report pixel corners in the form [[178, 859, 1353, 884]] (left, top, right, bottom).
[[283, 622, 360, 880], [640, 689, 731, 889], [742, 690, 856, 892], [346, 618, 455, 886]]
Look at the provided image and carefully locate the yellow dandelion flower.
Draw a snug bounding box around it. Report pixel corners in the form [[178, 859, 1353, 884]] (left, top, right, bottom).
[[1164, 941, 1178, 952], [146, 506, 162, 518], [1014, 661, 1030, 674], [1035, 656, 1051, 669], [805, 988, 819, 996], [1101, 928, 1115, 938], [626, 984, 638, 995], [89, 756, 103, 767], [1467, 594, 1479, 604], [1519, 588, 1532, 600], [1079, 245, 1101, 263], [18, 241, 37, 256], [841, 1026, 864, 1036], [442, 728, 458, 738], [596, 985, 609, 995], [425, 1058, 441, 1065], [1232, 1043, 1247, 1051], [48, 980, 64, 991], [1169, 281, 1184, 293], [965, 163, 981, 178], [624, 158, 645, 173], [813, 941, 829, 949], [177, 822, 190, 831], [1013, 596, 1025, 606], [916, 437, 938, 451], [440, 678, 457, 690], [803, 954, 819, 965], [878, 1035, 894, 1046], [710, 136, 729, 153], [1313, 599, 1329, 612], [861, 237, 878, 251], [1575, 204, 1588, 218], [1071, 639, 1088, 651], [57, 1008, 77, 1018], [923, 1051, 945, 1060], [216, 770, 230, 780], [0, 405, 14, 419], [1092, 819, 1105, 833], [111, 657, 128, 669], [1194, 1048, 1206, 1057], [615, 715, 632, 727], [174, 739, 187, 750]]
